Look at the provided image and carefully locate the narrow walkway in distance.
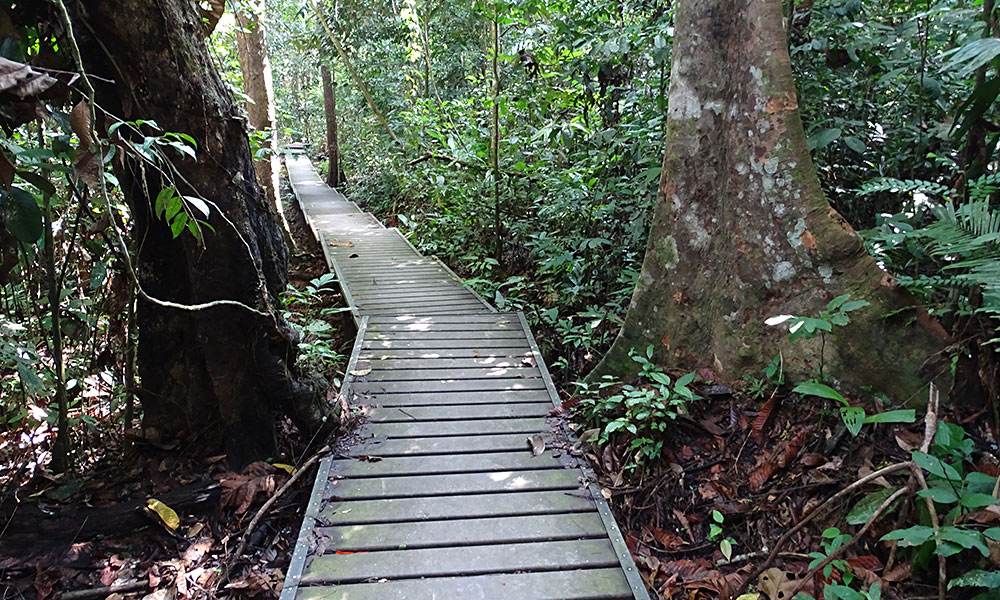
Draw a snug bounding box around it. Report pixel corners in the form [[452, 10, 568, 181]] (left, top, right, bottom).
[[281, 150, 649, 600]]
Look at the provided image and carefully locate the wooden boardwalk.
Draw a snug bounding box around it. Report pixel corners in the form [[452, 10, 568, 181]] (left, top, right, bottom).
[[281, 152, 649, 600]]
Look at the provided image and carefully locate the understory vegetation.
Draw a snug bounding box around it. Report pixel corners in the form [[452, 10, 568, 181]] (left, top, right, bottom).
[[0, 0, 999, 599]]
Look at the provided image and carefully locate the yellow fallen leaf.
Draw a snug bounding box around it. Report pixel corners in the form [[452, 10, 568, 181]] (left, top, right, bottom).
[[146, 498, 179, 530], [273, 463, 297, 475], [736, 595, 760, 600], [349, 368, 372, 376]]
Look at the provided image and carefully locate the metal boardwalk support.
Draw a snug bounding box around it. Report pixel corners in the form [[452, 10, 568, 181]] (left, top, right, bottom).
[[280, 151, 649, 600]]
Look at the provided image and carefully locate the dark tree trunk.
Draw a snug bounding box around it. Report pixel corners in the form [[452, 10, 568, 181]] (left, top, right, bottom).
[[592, 0, 947, 402], [65, 0, 330, 467], [321, 65, 343, 187]]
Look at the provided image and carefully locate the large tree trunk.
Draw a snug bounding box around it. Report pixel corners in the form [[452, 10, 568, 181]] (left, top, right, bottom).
[[593, 0, 947, 402], [234, 2, 293, 247], [321, 65, 343, 187], [65, 0, 330, 467]]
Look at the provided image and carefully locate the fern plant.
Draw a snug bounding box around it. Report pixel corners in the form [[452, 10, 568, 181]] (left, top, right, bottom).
[[862, 174, 1000, 339]]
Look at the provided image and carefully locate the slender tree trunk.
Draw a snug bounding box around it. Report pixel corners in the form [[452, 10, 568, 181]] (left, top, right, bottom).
[[321, 65, 343, 187], [66, 0, 330, 467], [44, 192, 71, 472], [489, 4, 502, 265], [309, 0, 401, 146], [234, 3, 294, 249], [592, 0, 947, 402]]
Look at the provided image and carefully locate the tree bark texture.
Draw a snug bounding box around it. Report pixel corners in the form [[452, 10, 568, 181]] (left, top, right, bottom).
[[321, 65, 343, 187], [594, 0, 947, 402], [234, 3, 293, 245], [65, 0, 328, 466]]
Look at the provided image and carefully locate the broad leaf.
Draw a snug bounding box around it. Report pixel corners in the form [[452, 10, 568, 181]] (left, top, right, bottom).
[[1, 187, 43, 243]]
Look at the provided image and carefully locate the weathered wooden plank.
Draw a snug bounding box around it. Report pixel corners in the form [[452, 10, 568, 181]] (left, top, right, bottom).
[[295, 567, 633, 600], [366, 330, 526, 341], [364, 417, 547, 438], [360, 357, 534, 370], [355, 296, 480, 308], [365, 323, 519, 333], [314, 512, 605, 551], [361, 366, 538, 381], [364, 307, 493, 316], [352, 379, 546, 393], [345, 432, 542, 455], [357, 349, 531, 360], [367, 314, 518, 324], [356, 290, 480, 301], [365, 402, 551, 422], [321, 489, 596, 525], [330, 451, 559, 477], [325, 469, 580, 500], [360, 339, 532, 350], [300, 539, 619, 583]]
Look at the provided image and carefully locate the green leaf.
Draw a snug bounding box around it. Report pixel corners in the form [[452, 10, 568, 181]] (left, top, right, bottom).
[[847, 487, 898, 525], [916, 485, 959, 504], [938, 526, 989, 556], [864, 409, 916, 424], [912, 451, 962, 482], [183, 195, 210, 218], [960, 492, 999, 509], [719, 538, 733, 561], [881, 525, 935, 547], [984, 528, 1000, 542], [155, 186, 175, 219], [841, 406, 865, 436], [1, 187, 43, 243], [809, 127, 842, 150], [170, 212, 189, 238], [948, 570, 1000, 590], [793, 381, 846, 403]]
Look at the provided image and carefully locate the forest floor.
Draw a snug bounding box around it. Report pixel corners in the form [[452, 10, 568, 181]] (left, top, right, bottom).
[[0, 166, 352, 600]]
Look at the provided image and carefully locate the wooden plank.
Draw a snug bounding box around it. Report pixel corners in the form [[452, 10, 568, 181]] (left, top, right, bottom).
[[358, 349, 532, 360], [367, 314, 518, 324], [321, 489, 596, 525], [364, 417, 547, 437], [365, 323, 519, 332], [300, 539, 619, 583], [361, 357, 534, 370], [330, 451, 560, 477], [355, 295, 480, 308], [314, 512, 606, 551], [361, 366, 538, 381], [295, 567, 632, 600], [365, 402, 551, 422], [346, 433, 542, 455], [360, 339, 532, 350], [356, 290, 479, 301], [363, 307, 493, 316], [324, 469, 580, 500], [352, 379, 547, 393], [366, 331, 526, 341]]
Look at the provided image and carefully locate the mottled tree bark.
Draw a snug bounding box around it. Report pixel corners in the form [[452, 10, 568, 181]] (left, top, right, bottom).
[[321, 65, 343, 187], [65, 0, 330, 466], [593, 0, 947, 402], [234, 2, 293, 247]]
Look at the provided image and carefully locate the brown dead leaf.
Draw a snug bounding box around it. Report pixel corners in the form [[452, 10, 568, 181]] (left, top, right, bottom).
[[218, 470, 277, 515], [327, 241, 354, 247], [758, 568, 813, 600], [661, 332, 671, 349], [777, 428, 809, 468], [182, 538, 212, 567], [882, 563, 911, 583], [751, 395, 779, 443], [644, 526, 688, 551], [749, 462, 777, 492]]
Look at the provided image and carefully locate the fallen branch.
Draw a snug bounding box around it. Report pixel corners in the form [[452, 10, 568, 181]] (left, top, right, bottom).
[[59, 581, 148, 600]]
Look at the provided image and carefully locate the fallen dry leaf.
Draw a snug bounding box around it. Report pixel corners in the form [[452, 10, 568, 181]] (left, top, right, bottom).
[[527, 434, 545, 456]]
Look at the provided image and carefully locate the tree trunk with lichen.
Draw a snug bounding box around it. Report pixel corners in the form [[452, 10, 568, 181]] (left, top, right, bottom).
[[63, 0, 331, 467], [234, 3, 293, 249], [591, 0, 947, 403]]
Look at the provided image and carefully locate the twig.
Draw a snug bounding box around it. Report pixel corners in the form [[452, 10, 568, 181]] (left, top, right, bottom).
[[730, 461, 913, 599], [218, 445, 331, 586], [59, 581, 148, 600], [916, 385, 946, 600], [787, 486, 910, 598]]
